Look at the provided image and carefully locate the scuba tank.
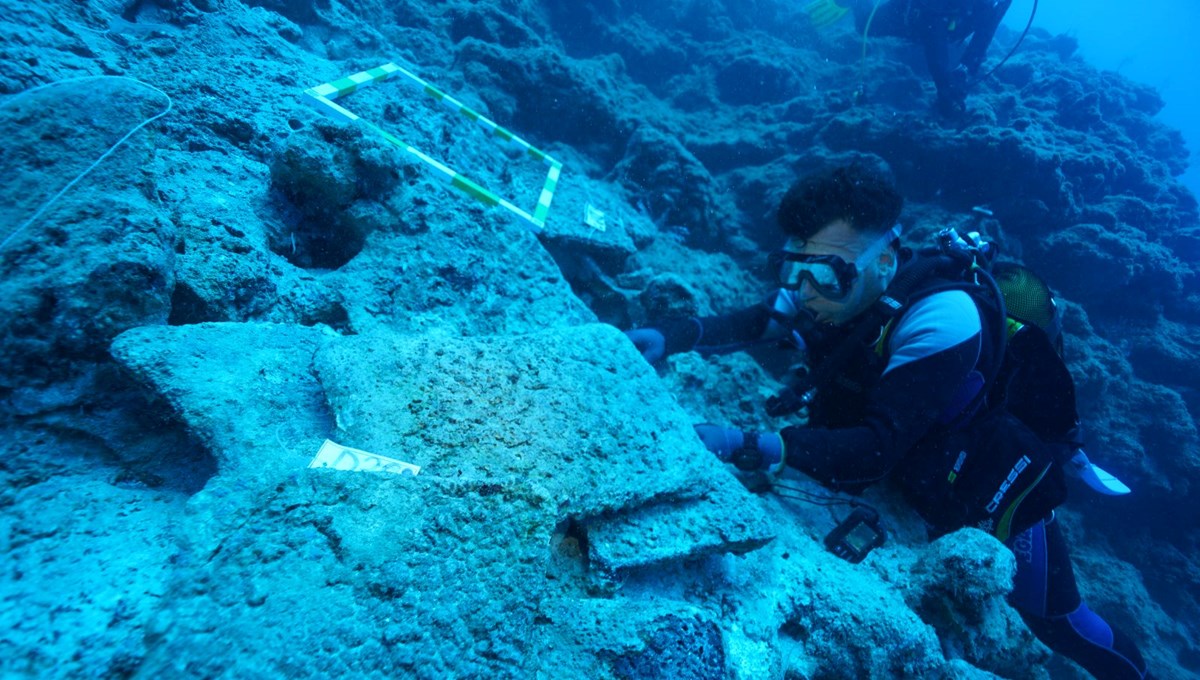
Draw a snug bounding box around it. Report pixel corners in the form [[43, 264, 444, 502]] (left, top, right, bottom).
[[992, 262, 1130, 496]]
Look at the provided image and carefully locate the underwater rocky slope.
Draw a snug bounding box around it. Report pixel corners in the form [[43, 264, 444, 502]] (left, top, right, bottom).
[[1, 0, 1197, 677]]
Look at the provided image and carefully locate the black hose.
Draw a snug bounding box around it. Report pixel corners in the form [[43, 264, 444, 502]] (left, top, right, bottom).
[[974, 264, 1010, 387], [972, 0, 1038, 86]]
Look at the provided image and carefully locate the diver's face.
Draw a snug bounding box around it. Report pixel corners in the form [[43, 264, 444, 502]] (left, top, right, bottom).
[[782, 219, 895, 326]]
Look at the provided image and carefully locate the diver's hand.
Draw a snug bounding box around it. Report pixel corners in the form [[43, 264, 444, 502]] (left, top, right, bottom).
[[625, 328, 667, 363], [936, 65, 969, 117], [694, 424, 785, 473]]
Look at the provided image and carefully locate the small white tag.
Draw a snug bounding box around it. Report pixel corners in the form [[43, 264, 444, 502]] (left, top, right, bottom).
[[308, 439, 421, 476], [584, 203, 607, 231]]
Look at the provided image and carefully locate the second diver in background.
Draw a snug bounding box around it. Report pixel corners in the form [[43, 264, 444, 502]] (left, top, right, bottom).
[[818, 0, 1014, 116]]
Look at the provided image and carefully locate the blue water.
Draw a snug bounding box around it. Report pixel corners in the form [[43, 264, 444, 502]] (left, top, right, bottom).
[[1004, 0, 1200, 196]]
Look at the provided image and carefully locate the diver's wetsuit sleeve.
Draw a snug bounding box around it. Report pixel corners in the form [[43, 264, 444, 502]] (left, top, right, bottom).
[[780, 291, 983, 492], [657, 289, 797, 356], [690, 304, 774, 353], [961, 0, 1012, 72], [651, 306, 769, 357]]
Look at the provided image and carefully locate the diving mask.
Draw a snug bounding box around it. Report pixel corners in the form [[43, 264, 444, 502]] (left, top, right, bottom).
[[772, 224, 902, 300]]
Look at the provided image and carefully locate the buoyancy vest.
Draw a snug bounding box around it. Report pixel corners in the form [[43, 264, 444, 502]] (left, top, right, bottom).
[[779, 243, 1070, 540]]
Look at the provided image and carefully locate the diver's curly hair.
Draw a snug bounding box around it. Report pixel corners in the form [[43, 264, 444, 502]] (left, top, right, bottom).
[[776, 163, 903, 241]]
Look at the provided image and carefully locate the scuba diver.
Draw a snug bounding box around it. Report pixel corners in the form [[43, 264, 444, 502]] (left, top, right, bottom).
[[810, 0, 1015, 115], [625, 163, 1150, 679]]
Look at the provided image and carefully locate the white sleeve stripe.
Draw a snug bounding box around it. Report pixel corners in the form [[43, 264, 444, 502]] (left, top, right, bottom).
[[884, 290, 982, 374]]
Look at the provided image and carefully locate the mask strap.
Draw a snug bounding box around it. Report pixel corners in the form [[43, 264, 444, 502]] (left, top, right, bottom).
[[854, 223, 903, 270]]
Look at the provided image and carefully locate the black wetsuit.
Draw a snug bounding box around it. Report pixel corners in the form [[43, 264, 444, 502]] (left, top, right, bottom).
[[853, 0, 1012, 109], [657, 264, 1150, 679]]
